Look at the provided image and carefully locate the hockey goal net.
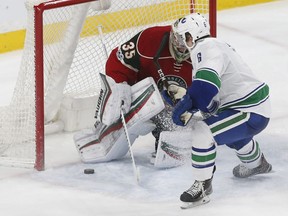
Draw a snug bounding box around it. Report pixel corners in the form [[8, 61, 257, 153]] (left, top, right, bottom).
[[0, 0, 216, 170]]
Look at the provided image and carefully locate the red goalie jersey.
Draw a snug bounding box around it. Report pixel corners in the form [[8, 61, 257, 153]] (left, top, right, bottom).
[[106, 26, 193, 90]]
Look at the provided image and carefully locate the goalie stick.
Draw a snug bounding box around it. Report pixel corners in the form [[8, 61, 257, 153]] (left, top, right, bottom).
[[153, 32, 173, 96], [153, 32, 194, 124], [153, 32, 169, 87], [98, 25, 140, 184], [120, 101, 140, 184]]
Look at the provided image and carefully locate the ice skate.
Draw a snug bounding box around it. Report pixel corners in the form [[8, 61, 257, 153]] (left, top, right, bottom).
[[180, 178, 213, 209], [233, 154, 272, 178]]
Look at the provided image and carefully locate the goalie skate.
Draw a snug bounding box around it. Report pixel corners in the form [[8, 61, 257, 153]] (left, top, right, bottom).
[[180, 178, 213, 209]]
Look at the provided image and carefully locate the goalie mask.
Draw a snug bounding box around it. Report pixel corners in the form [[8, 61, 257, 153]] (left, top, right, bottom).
[[171, 13, 210, 51], [169, 29, 190, 63]]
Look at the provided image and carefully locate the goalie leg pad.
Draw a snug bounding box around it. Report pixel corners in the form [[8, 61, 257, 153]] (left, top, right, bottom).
[[74, 121, 155, 163], [74, 77, 164, 163], [154, 120, 216, 171], [154, 129, 193, 168]]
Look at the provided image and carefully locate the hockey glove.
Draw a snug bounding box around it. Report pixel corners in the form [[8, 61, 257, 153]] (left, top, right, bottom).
[[172, 94, 194, 126], [161, 84, 187, 106], [162, 90, 175, 106]]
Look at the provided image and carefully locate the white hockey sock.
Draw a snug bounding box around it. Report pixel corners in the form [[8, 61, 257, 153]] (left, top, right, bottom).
[[191, 143, 216, 181], [191, 121, 216, 181]]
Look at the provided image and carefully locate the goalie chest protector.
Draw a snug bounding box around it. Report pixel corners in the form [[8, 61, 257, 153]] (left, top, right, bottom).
[[106, 26, 193, 91]]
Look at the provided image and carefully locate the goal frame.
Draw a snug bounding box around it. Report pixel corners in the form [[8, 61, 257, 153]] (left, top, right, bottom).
[[33, 0, 217, 171]]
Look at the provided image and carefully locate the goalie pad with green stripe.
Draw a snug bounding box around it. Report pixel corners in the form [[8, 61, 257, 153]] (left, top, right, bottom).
[[74, 77, 164, 163]]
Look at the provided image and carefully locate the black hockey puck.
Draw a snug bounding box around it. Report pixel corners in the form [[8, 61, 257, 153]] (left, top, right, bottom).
[[84, 168, 95, 174]]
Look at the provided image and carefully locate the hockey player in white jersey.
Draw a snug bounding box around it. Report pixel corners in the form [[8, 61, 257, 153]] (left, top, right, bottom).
[[166, 13, 272, 208]]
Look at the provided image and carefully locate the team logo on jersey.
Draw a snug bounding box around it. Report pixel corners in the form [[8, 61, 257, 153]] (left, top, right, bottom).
[[116, 49, 124, 61], [157, 75, 187, 91]]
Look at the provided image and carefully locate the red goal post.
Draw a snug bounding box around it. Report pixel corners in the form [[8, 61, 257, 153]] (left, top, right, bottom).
[[0, 0, 217, 171]]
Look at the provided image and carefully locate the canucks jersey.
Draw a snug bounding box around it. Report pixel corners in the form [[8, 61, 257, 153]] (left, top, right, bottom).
[[188, 37, 271, 118]]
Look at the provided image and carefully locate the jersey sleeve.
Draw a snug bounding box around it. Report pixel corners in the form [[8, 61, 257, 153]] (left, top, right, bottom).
[[105, 31, 143, 85], [116, 32, 141, 71], [106, 48, 137, 85], [187, 68, 220, 114], [188, 40, 224, 113]]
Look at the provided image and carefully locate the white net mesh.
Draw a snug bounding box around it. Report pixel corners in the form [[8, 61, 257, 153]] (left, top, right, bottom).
[[0, 0, 212, 169], [0, 3, 36, 167]]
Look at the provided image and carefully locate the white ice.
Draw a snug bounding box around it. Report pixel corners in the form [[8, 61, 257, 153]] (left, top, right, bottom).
[[1, 1, 288, 215]]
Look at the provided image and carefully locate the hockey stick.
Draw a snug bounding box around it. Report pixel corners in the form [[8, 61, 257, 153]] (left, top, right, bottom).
[[153, 32, 171, 91], [97, 25, 109, 58], [153, 32, 195, 124], [120, 101, 140, 184], [98, 25, 140, 184], [153, 32, 180, 105]]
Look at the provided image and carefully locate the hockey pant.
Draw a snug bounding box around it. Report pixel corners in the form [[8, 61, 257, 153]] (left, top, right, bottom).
[[74, 77, 165, 163], [187, 109, 269, 181], [205, 109, 270, 169]]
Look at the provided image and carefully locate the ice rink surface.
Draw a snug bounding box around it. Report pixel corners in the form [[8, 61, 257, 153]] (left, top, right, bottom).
[[0, 1, 288, 215]]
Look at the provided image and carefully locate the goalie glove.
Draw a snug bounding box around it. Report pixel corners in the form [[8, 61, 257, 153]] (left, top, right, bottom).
[[161, 84, 187, 106], [95, 74, 131, 126]]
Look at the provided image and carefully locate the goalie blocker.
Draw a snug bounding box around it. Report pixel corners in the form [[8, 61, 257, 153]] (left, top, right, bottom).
[[74, 75, 165, 163]]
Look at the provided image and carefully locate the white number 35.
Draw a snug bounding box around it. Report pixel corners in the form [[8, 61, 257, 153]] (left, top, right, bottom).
[[121, 42, 136, 59]]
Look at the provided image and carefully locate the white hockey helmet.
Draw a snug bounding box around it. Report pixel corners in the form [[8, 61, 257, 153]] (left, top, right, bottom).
[[171, 13, 210, 51]]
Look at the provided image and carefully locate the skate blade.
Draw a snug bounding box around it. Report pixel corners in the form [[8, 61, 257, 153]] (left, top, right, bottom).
[[180, 196, 210, 209]]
